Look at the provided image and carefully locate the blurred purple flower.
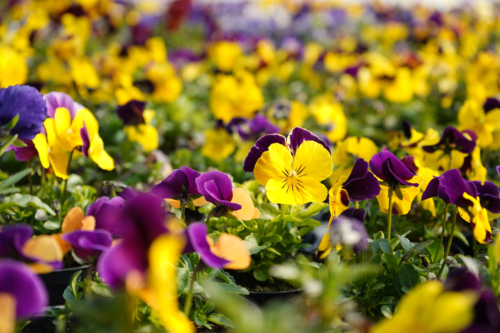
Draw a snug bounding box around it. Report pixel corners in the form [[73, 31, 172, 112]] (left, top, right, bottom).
[[44, 91, 83, 119], [422, 169, 477, 207], [329, 208, 368, 252], [63, 230, 112, 262], [86, 196, 125, 237], [227, 115, 279, 141], [195, 171, 241, 212], [116, 100, 146, 125], [422, 126, 476, 154]]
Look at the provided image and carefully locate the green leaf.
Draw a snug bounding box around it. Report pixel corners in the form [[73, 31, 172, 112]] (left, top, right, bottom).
[[0, 187, 20, 195], [398, 263, 420, 293], [177, 267, 190, 294], [258, 203, 280, 220], [0, 168, 32, 191], [91, 283, 113, 297], [243, 234, 271, 255], [217, 270, 236, 285], [215, 283, 249, 295], [0, 134, 18, 157], [372, 239, 392, 254], [63, 286, 77, 308], [253, 266, 270, 281], [413, 240, 433, 254], [426, 237, 444, 262], [374, 231, 384, 240], [0, 194, 56, 215], [208, 313, 236, 328], [43, 220, 61, 230], [395, 187, 404, 200], [295, 202, 328, 218], [381, 305, 393, 319], [265, 234, 282, 243], [396, 235, 412, 251], [382, 253, 400, 275], [3, 114, 19, 130]]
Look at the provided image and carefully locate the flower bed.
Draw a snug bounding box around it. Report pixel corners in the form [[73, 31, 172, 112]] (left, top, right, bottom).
[[1, 1, 500, 332]]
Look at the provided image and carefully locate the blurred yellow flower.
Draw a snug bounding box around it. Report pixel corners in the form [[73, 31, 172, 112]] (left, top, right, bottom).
[[309, 94, 347, 143], [124, 109, 159, 152], [330, 137, 378, 184], [201, 128, 236, 162]]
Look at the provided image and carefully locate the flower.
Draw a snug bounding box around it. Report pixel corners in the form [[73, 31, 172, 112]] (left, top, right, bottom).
[[80, 122, 115, 170], [44, 91, 84, 119], [265, 100, 309, 134], [0, 224, 63, 273], [317, 208, 367, 259], [86, 196, 125, 237], [329, 158, 380, 220], [457, 99, 500, 148], [0, 260, 48, 326], [116, 100, 147, 126], [52, 206, 96, 254], [209, 41, 242, 72], [309, 94, 347, 143], [330, 136, 378, 184], [185, 222, 251, 270], [122, 105, 159, 152], [370, 281, 476, 333], [97, 193, 169, 289], [62, 230, 113, 262], [244, 127, 333, 206], [0, 85, 46, 140], [195, 170, 258, 220], [201, 127, 236, 162], [7, 139, 39, 162], [152, 167, 208, 209], [227, 115, 280, 142]]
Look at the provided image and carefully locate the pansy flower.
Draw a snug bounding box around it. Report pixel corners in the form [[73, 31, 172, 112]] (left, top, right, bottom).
[[264, 100, 309, 134], [201, 127, 236, 162], [0, 224, 63, 273], [195, 171, 259, 221], [80, 122, 114, 170], [369, 151, 422, 215], [309, 94, 347, 144], [244, 127, 333, 206], [62, 230, 113, 262], [118, 100, 159, 152], [457, 99, 500, 148], [52, 207, 96, 254], [0, 260, 48, 329], [185, 223, 251, 270], [86, 196, 125, 237], [152, 167, 208, 209]]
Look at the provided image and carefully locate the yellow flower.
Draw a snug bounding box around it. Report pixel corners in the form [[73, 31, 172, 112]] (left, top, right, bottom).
[[376, 176, 423, 215], [309, 94, 347, 143], [330, 137, 378, 184], [209, 41, 242, 72], [252, 128, 333, 206], [209, 72, 264, 123], [33, 120, 70, 180], [146, 62, 183, 103], [383, 67, 414, 103], [0, 45, 28, 88], [124, 110, 159, 152], [371, 281, 475, 333], [458, 99, 500, 148], [459, 193, 492, 244], [328, 175, 350, 221], [201, 128, 236, 162]]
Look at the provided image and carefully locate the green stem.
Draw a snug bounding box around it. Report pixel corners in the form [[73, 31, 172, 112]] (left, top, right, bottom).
[[183, 264, 199, 315], [387, 188, 394, 241], [434, 203, 449, 263], [438, 206, 457, 280], [62, 148, 76, 199], [27, 160, 33, 196], [181, 197, 187, 222]]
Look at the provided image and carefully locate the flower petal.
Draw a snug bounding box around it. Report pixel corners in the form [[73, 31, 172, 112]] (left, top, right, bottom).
[[207, 234, 251, 270], [229, 188, 255, 220], [243, 134, 286, 172], [254, 143, 292, 186], [287, 127, 331, 155], [187, 223, 230, 269], [293, 140, 333, 181]]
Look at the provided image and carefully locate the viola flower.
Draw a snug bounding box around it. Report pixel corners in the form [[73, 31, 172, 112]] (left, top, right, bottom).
[[0, 224, 63, 273], [208, 41, 242, 72], [264, 100, 309, 134], [120, 102, 159, 152], [44, 91, 84, 119], [201, 127, 236, 162], [369, 151, 422, 215], [195, 171, 259, 220], [52, 207, 96, 254], [86, 196, 125, 236], [62, 230, 113, 262], [371, 281, 475, 333], [0, 85, 46, 140], [457, 99, 500, 148], [185, 222, 251, 270], [80, 122, 114, 170], [152, 167, 208, 209], [0, 260, 48, 327], [145, 61, 183, 104], [459, 146, 487, 183], [97, 193, 169, 289], [394, 121, 440, 162], [309, 94, 347, 143], [317, 208, 367, 259], [244, 127, 333, 206], [7, 139, 39, 162], [116, 100, 147, 126], [330, 136, 378, 184], [328, 158, 380, 221]]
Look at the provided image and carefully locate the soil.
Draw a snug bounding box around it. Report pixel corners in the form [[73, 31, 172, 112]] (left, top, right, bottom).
[[197, 324, 226, 332], [230, 271, 299, 292]]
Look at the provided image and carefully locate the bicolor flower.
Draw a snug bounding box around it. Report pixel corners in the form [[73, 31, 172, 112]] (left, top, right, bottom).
[[97, 193, 169, 289], [0, 260, 48, 329], [44, 91, 84, 119], [459, 146, 487, 183], [457, 99, 500, 148], [121, 103, 159, 152], [7, 139, 39, 162], [0, 224, 63, 273], [185, 223, 250, 270], [52, 207, 96, 254], [264, 100, 309, 134], [62, 230, 113, 262], [328, 158, 380, 221], [393, 121, 440, 163], [244, 127, 333, 206], [152, 167, 208, 209], [195, 171, 259, 220], [86, 196, 125, 237], [317, 208, 367, 259], [370, 281, 475, 333], [80, 122, 115, 170], [0, 85, 46, 140], [369, 151, 422, 215]]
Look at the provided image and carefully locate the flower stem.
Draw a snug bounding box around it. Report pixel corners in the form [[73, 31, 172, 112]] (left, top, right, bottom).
[[355, 201, 359, 209], [387, 188, 394, 241], [438, 206, 457, 280], [183, 264, 201, 315], [181, 197, 187, 222], [434, 203, 449, 263], [27, 160, 33, 196], [62, 148, 76, 199]]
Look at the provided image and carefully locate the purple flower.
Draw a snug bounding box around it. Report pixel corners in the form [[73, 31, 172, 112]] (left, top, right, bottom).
[[7, 138, 38, 161], [445, 267, 481, 292], [184, 223, 230, 268], [44, 91, 83, 119], [152, 167, 202, 202], [329, 208, 368, 252], [86, 196, 125, 237], [97, 193, 168, 289], [342, 159, 380, 201], [226, 115, 279, 141], [470, 181, 500, 214], [0, 259, 48, 318], [195, 171, 241, 213], [422, 169, 477, 207], [0, 224, 63, 270], [168, 49, 204, 68], [116, 100, 146, 125], [422, 126, 476, 154], [369, 151, 419, 189], [62, 230, 112, 262], [0, 85, 46, 140]]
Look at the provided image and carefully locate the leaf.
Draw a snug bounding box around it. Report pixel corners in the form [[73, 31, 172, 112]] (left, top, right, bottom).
[[295, 202, 328, 218], [374, 231, 384, 240], [0, 194, 56, 215], [258, 203, 280, 220], [413, 240, 433, 254], [63, 286, 77, 308], [178, 267, 190, 294], [371, 239, 392, 255], [0, 168, 32, 191], [426, 237, 444, 262], [382, 253, 400, 275], [265, 247, 281, 256], [215, 283, 249, 295], [381, 305, 393, 319], [0, 134, 18, 157], [0, 187, 20, 195], [208, 313, 236, 328], [265, 234, 282, 243], [396, 235, 412, 251], [217, 270, 236, 285], [91, 283, 113, 297], [398, 263, 420, 293], [243, 234, 271, 255], [395, 187, 404, 200], [43, 220, 61, 230], [253, 265, 270, 281]]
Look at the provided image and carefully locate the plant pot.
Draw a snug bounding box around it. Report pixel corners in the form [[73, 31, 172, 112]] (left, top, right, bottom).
[[39, 265, 90, 306], [246, 289, 302, 306]]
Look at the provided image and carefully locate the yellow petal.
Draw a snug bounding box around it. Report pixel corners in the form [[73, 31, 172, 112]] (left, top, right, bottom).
[[148, 234, 194, 333], [207, 234, 251, 270], [166, 199, 181, 209], [32, 133, 49, 168], [72, 108, 99, 137], [90, 135, 115, 171], [254, 142, 291, 186], [293, 141, 333, 181], [428, 292, 476, 332], [316, 232, 333, 259], [193, 196, 209, 207], [266, 177, 328, 206], [54, 107, 72, 138], [48, 151, 69, 180], [23, 235, 63, 273], [44, 118, 57, 147], [229, 188, 255, 221], [0, 293, 16, 333], [252, 208, 260, 219], [328, 176, 349, 227], [377, 179, 421, 215]]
